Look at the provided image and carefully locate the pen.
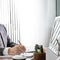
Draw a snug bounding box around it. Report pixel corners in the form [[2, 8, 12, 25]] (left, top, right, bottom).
[[25, 51, 35, 53], [18, 40, 21, 45]]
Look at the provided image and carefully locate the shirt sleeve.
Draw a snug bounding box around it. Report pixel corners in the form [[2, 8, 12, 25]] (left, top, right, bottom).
[[7, 36, 16, 47], [3, 47, 10, 55]]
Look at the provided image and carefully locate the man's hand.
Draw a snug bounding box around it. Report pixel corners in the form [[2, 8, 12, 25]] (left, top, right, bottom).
[[8, 44, 26, 55]]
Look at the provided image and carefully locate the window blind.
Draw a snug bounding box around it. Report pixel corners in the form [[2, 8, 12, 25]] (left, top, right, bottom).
[[7, 0, 20, 43]]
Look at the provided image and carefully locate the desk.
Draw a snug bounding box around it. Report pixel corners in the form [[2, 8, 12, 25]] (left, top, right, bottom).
[[0, 57, 33, 60], [0, 48, 46, 60], [0, 57, 12, 60]]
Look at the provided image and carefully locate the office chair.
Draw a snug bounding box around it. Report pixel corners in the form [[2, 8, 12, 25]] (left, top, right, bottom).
[[46, 16, 60, 60]]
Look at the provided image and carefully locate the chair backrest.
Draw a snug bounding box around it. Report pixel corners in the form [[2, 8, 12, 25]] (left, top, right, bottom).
[[49, 16, 60, 55]]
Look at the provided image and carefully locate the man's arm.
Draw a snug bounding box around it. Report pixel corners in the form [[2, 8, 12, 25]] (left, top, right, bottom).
[[2, 36, 16, 55], [3, 36, 26, 56], [7, 36, 16, 47], [0, 24, 25, 56]]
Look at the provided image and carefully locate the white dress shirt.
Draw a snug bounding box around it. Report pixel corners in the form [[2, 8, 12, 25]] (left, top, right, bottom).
[[3, 47, 10, 55]]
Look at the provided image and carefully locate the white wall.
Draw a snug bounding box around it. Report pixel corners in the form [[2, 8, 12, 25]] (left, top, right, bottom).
[[47, 0, 56, 46], [15, 0, 56, 47], [47, 0, 56, 27], [0, 0, 56, 48]]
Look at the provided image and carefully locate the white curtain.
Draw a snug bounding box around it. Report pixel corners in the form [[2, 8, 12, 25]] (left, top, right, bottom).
[[0, 0, 20, 43], [14, 0, 48, 47], [8, 0, 20, 43], [0, 0, 56, 48], [0, 0, 10, 27]]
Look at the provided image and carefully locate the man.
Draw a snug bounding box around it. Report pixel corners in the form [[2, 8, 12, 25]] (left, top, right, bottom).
[[0, 24, 26, 56]]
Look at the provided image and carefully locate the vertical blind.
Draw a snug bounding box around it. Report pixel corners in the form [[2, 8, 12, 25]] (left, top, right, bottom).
[[7, 0, 20, 43]]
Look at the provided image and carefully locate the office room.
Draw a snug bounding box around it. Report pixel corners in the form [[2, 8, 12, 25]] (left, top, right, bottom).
[[0, 0, 60, 60]]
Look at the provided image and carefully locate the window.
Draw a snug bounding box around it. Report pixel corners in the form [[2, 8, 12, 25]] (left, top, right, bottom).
[[0, 0, 20, 43]]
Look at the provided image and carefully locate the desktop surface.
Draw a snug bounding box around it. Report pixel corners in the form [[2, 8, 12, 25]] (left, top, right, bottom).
[[0, 57, 33, 60]]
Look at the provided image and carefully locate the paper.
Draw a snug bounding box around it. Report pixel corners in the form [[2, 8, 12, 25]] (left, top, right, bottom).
[[22, 53, 33, 58], [12, 46, 34, 59], [25, 46, 35, 53], [0, 55, 12, 58], [12, 53, 33, 60], [12, 55, 26, 59]]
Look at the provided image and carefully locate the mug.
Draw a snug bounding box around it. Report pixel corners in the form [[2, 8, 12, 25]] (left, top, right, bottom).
[[34, 52, 46, 60]]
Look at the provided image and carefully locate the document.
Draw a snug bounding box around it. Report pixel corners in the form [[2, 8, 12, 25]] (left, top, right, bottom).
[[0, 55, 12, 58], [12, 52, 33, 59]]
